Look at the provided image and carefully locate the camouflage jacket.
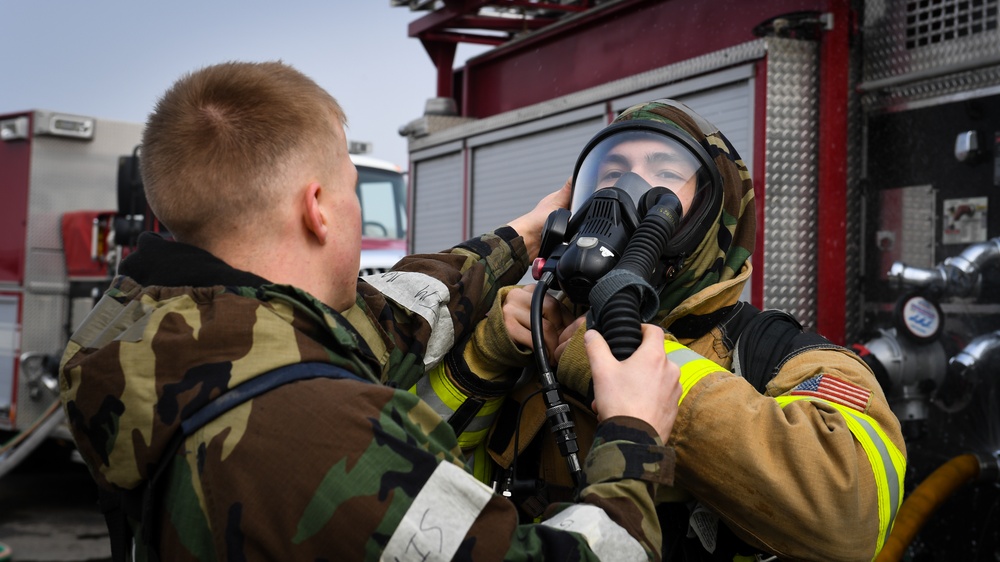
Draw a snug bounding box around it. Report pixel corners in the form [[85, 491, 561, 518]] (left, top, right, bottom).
[[60, 230, 674, 561]]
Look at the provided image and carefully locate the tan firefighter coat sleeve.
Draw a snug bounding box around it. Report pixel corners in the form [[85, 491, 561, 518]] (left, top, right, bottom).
[[664, 339, 906, 562]]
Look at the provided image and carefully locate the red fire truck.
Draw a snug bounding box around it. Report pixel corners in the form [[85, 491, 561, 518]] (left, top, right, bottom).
[[0, 109, 407, 475]]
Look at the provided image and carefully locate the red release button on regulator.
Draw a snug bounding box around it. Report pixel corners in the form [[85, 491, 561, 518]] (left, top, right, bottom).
[[532, 257, 546, 280]]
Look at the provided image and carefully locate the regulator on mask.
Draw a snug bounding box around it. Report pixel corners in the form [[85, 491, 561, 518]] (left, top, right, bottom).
[[526, 119, 722, 487]]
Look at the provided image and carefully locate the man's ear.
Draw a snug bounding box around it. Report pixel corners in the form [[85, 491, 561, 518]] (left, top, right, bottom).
[[303, 181, 328, 244]]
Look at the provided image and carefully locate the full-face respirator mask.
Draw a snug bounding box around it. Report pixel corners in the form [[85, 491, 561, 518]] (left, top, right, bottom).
[[526, 118, 723, 486], [534, 120, 723, 351]]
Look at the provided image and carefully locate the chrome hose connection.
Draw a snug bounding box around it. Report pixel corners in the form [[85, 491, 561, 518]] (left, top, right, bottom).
[[888, 237, 1000, 298]]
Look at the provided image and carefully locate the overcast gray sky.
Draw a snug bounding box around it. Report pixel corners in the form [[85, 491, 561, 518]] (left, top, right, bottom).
[[0, 1, 487, 168]]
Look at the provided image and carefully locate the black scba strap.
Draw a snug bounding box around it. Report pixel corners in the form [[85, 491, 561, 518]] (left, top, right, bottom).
[[732, 305, 836, 393], [102, 362, 370, 562], [670, 300, 836, 393]]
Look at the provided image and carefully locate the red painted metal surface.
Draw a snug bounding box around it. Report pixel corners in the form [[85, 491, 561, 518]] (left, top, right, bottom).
[[815, 0, 851, 345], [455, 0, 827, 117], [408, 0, 580, 98], [61, 211, 117, 278], [0, 112, 31, 284], [360, 238, 407, 251], [405, 0, 847, 338], [752, 58, 768, 311]]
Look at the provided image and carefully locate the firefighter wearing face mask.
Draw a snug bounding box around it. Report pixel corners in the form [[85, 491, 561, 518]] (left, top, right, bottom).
[[415, 100, 905, 562]]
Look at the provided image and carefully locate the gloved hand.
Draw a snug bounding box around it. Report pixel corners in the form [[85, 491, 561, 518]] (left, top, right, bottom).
[[434, 280, 577, 454]]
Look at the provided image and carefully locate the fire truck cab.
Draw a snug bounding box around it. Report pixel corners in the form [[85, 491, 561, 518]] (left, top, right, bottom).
[[351, 151, 409, 276]]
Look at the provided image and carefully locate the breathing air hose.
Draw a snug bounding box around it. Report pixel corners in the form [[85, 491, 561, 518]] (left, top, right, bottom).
[[595, 189, 681, 359], [530, 271, 583, 486], [875, 452, 1000, 561], [527, 184, 682, 487]]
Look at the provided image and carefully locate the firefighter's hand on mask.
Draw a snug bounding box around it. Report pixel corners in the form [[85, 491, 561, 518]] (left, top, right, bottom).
[[505, 179, 571, 259], [502, 284, 574, 361], [585, 324, 681, 443]]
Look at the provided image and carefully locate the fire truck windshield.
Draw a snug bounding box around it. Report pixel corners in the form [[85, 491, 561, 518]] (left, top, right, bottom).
[[352, 154, 409, 275], [356, 163, 407, 242]]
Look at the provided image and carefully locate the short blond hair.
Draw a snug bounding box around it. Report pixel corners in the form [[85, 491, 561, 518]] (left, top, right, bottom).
[[140, 61, 346, 244]]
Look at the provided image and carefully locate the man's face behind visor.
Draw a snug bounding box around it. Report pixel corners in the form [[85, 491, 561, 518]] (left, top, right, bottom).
[[572, 130, 704, 217]]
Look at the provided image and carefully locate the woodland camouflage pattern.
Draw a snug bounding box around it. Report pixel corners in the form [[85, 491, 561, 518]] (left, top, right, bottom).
[[60, 228, 674, 560]]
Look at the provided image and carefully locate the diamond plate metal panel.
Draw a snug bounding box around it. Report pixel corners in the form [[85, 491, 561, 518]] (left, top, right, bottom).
[[846, 16, 865, 345], [764, 38, 820, 329], [863, 63, 1000, 111], [865, 0, 1000, 82], [863, 0, 1000, 110]]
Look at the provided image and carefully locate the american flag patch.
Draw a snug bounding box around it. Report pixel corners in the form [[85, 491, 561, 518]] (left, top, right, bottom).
[[791, 375, 872, 412]]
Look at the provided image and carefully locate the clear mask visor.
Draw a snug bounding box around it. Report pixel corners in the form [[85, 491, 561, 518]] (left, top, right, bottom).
[[571, 130, 706, 217]]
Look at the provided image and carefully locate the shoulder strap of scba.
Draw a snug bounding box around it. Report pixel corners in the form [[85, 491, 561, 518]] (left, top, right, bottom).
[[662, 340, 904, 558], [102, 362, 371, 562]]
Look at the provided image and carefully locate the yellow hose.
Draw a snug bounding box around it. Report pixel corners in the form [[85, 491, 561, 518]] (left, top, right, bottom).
[[0, 399, 61, 455], [875, 453, 981, 562]]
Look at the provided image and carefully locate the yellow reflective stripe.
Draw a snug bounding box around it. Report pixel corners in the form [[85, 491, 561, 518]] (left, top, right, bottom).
[[476, 393, 505, 417], [410, 363, 505, 449], [430, 362, 468, 411], [410, 364, 465, 420], [775, 395, 905, 558], [662, 340, 726, 405], [457, 427, 490, 450], [467, 441, 494, 484]]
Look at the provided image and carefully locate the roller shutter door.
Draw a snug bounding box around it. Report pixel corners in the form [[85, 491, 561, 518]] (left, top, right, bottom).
[[613, 78, 754, 177], [678, 81, 754, 173], [411, 151, 464, 254], [470, 117, 605, 237]]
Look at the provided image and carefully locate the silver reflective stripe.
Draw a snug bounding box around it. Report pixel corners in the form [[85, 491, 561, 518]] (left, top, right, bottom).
[[841, 408, 902, 526], [381, 461, 493, 561], [412, 375, 495, 434], [664, 345, 703, 368], [776, 394, 904, 546], [458, 411, 494, 434], [414, 374, 453, 421], [363, 271, 455, 367], [540, 504, 647, 561]]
